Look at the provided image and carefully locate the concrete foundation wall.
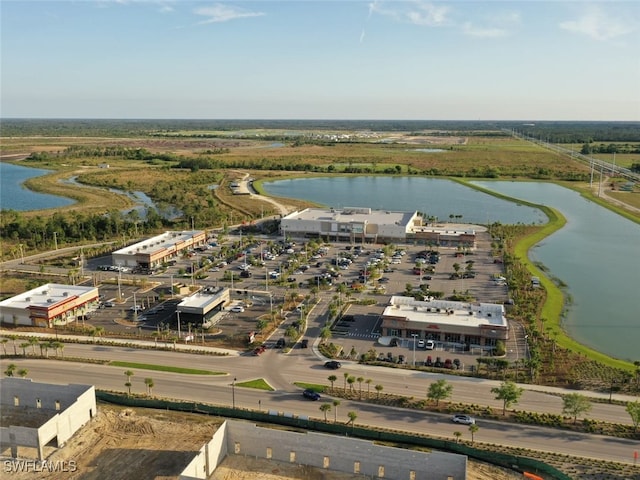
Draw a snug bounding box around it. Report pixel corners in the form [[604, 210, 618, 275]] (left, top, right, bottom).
[[177, 420, 467, 480], [179, 421, 228, 480]]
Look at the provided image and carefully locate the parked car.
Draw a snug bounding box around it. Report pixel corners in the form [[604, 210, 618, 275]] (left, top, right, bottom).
[[434, 357, 443, 368], [275, 338, 286, 349], [302, 389, 321, 401], [253, 345, 266, 355], [425, 355, 433, 367], [300, 339, 309, 348], [129, 305, 144, 312], [453, 358, 462, 369], [417, 339, 426, 348], [324, 361, 342, 369], [230, 305, 245, 313], [444, 358, 454, 369], [103, 301, 115, 308], [452, 414, 475, 425], [425, 340, 435, 350], [240, 270, 252, 278]]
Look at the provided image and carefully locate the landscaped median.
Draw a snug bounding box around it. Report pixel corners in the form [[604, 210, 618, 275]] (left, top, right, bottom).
[[109, 361, 224, 376]]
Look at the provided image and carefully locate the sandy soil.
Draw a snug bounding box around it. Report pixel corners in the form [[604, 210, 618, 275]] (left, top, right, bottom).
[[2, 406, 520, 479]]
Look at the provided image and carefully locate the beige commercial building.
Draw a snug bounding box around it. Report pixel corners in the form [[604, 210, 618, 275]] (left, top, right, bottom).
[[0, 284, 99, 328], [112, 230, 206, 270], [381, 296, 508, 350]]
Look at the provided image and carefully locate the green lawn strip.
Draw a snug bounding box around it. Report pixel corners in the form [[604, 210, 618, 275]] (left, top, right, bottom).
[[109, 361, 223, 375], [294, 381, 325, 393], [235, 378, 274, 391]]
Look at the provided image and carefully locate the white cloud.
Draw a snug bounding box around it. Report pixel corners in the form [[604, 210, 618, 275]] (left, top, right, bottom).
[[159, 4, 174, 14], [194, 3, 265, 25], [369, 1, 450, 27], [559, 6, 635, 41], [360, 29, 366, 44], [462, 22, 507, 38]]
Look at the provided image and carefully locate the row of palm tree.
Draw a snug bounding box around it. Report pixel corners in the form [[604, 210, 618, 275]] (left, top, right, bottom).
[[123, 370, 155, 397], [3, 363, 28, 378], [317, 399, 357, 429]]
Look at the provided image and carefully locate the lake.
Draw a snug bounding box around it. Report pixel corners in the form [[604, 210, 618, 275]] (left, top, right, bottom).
[[0, 162, 75, 211], [263, 176, 640, 362]]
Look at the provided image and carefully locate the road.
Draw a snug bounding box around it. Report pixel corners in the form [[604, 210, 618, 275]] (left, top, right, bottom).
[[4, 342, 639, 465]]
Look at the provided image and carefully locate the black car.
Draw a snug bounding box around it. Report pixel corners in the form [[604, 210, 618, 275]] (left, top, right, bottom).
[[300, 339, 309, 348], [324, 360, 342, 369], [275, 338, 286, 349], [302, 389, 321, 401]]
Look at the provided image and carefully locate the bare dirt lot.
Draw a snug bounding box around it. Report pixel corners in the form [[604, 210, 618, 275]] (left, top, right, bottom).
[[3, 405, 520, 480]]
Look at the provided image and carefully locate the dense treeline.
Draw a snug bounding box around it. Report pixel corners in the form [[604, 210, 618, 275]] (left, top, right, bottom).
[[514, 121, 640, 143], [26, 146, 181, 163], [580, 142, 640, 154], [3, 119, 639, 141]]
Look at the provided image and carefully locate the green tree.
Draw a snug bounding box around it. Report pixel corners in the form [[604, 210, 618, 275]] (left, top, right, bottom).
[[144, 377, 155, 395], [469, 423, 479, 443], [124, 370, 134, 384], [125, 381, 132, 396], [427, 379, 453, 406], [626, 401, 640, 433], [343, 372, 349, 391], [491, 381, 524, 415], [17, 368, 28, 378], [375, 384, 383, 399], [347, 375, 355, 392], [347, 411, 358, 430], [453, 431, 462, 443], [327, 374, 337, 391], [1, 338, 8, 355], [19, 342, 30, 356], [562, 393, 592, 424], [319, 403, 331, 422], [365, 378, 372, 399], [332, 399, 340, 423], [4, 363, 17, 377]]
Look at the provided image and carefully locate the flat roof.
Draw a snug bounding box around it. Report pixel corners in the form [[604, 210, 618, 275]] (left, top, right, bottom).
[[178, 288, 227, 310], [0, 284, 97, 310], [383, 296, 507, 329], [113, 230, 204, 256], [284, 208, 416, 226]]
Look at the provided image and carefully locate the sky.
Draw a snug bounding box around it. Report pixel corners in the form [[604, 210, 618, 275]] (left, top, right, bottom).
[[1, 0, 639, 121]]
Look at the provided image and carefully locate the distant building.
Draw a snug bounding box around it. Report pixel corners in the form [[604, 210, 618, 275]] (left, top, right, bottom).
[[0, 283, 99, 328], [281, 207, 476, 247], [112, 230, 206, 270], [281, 207, 420, 243], [381, 296, 508, 350]]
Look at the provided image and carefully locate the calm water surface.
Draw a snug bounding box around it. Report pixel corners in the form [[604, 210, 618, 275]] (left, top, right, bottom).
[[263, 176, 546, 225], [0, 162, 75, 210]]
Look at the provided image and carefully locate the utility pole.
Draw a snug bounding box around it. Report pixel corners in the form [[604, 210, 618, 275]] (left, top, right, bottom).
[[177, 310, 181, 340]]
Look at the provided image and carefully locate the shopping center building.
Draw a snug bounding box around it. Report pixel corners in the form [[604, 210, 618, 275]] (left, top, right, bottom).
[[281, 208, 476, 246], [111, 230, 206, 270], [380, 295, 508, 350], [0, 284, 100, 328]]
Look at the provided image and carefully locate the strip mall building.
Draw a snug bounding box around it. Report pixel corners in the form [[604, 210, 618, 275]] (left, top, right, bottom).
[[0, 284, 99, 328], [381, 296, 508, 350], [111, 230, 206, 270]]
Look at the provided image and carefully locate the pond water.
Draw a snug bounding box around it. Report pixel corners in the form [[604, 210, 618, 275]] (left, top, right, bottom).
[[263, 176, 640, 361], [0, 162, 75, 210], [262, 176, 546, 225]]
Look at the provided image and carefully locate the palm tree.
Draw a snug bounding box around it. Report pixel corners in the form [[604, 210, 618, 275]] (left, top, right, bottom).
[[40, 342, 50, 358], [343, 372, 349, 391], [332, 399, 340, 423], [469, 423, 479, 443], [28, 337, 38, 356], [365, 379, 372, 399], [19, 342, 30, 357], [151, 331, 160, 347], [125, 381, 132, 396], [18, 368, 28, 378], [453, 431, 462, 444], [347, 375, 355, 393], [1, 338, 8, 355], [347, 411, 358, 431], [144, 377, 155, 395], [4, 363, 17, 377], [124, 370, 134, 384], [375, 384, 384, 399], [328, 375, 337, 391], [357, 377, 364, 399], [8, 335, 18, 355], [319, 403, 331, 422]]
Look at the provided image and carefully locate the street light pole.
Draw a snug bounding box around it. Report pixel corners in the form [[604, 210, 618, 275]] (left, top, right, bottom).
[[232, 377, 237, 409], [411, 333, 418, 366], [177, 310, 181, 340]]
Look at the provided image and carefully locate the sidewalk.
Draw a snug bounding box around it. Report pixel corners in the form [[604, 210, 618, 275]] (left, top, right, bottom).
[[0, 329, 240, 356]]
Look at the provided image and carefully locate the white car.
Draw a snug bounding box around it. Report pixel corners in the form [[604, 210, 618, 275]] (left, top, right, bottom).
[[230, 305, 245, 313], [417, 339, 426, 348], [425, 340, 435, 350], [452, 414, 475, 425]]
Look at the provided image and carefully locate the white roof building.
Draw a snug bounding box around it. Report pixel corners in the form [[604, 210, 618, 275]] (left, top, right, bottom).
[[0, 283, 99, 328], [112, 230, 206, 268], [281, 207, 419, 242]]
